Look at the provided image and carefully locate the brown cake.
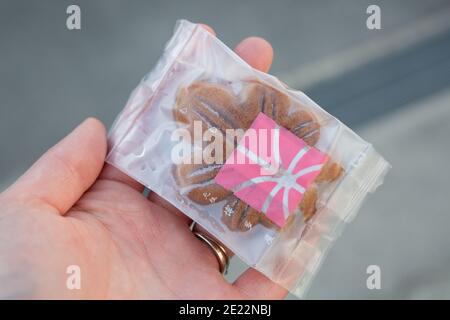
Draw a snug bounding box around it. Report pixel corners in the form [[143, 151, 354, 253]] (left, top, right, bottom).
[[173, 80, 342, 232]]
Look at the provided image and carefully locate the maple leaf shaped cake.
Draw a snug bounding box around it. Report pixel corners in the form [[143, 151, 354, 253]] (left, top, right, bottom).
[[173, 81, 342, 232]]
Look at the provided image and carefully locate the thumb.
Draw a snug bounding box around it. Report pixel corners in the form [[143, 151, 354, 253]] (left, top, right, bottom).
[[2, 118, 107, 214]]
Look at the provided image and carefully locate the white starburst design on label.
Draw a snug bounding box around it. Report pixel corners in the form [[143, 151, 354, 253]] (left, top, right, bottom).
[[234, 130, 323, 219], [215, 113, 327, 228]]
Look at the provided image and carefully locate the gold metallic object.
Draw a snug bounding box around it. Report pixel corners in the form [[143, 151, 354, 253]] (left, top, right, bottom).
[[192, 228, 229, 275]]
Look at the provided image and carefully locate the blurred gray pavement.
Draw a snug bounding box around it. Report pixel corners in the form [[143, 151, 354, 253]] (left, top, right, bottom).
[[1, 0, 450, 299]]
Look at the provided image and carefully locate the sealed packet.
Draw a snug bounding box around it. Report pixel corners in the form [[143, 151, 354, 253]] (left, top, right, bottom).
[[106, 20, 390, 298]]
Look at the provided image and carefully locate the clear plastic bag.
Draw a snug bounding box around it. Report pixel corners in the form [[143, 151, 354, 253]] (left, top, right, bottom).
[[106, 20, 390, 298]]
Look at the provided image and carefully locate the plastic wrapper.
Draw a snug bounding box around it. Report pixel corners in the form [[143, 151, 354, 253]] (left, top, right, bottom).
[[106, 20, 391, 298]]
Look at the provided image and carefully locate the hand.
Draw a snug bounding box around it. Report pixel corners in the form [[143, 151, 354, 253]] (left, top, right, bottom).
[[0, 25, 287, 299]]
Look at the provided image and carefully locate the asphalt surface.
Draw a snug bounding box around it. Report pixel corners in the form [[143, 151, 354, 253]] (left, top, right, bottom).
[[1, 0, 450, 299]]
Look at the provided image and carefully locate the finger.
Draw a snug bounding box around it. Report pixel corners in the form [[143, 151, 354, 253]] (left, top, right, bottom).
[[3, 118, 107, 214], [99, 164, 144, 192], [200, 24, 274, 73], [234, 268, 288, 300], [234, 37, 274, 72]]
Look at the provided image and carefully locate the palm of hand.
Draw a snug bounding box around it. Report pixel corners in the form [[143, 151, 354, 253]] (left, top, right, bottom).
[[1, 176, 246, 299]]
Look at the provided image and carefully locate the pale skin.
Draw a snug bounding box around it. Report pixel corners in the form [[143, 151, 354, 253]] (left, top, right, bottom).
[[0, 25, 287, 299]]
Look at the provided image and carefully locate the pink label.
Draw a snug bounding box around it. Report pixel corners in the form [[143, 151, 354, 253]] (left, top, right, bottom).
[[215, 113, 326, 227]]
